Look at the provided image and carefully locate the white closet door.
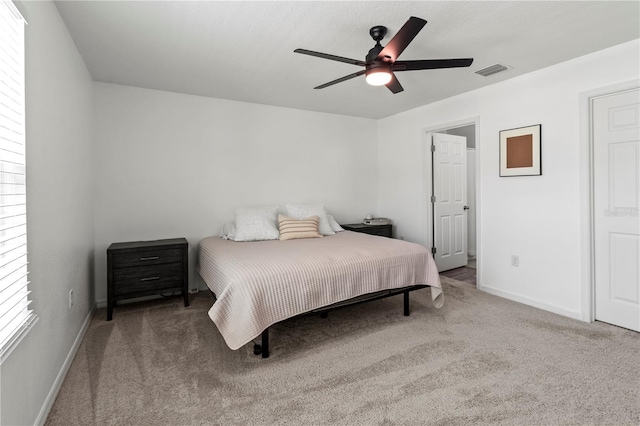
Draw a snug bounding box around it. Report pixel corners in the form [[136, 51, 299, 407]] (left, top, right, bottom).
[[593, 88, 640, 331]]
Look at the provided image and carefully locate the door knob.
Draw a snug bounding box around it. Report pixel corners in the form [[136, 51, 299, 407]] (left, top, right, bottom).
[[463, 205, 470, 210]]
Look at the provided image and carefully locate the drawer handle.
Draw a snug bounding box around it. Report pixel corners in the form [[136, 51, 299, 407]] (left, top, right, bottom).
[[139, 256, 160, 261], [140, 276, 160, 282]]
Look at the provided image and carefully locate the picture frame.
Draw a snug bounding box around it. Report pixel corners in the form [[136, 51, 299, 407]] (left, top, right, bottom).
[[499, 124, 542, 177]]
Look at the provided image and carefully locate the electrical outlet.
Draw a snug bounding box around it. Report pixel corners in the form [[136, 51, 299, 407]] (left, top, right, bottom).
[[511, 255, 519, 267], [399, 235, 405, 240], [68, 289, 73, 309], [189, 288, 199, 294]]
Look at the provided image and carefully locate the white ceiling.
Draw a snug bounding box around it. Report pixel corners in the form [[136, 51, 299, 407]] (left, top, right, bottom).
[[54, 1, 640, 119]]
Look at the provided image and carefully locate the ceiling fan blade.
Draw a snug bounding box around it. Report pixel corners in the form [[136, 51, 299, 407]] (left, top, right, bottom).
[[393, 58, 474, 71], [385, 73, 404, 94], [376, 16, 427, 63], [294, 49, 366, 67], [314, 70, 366, 89]]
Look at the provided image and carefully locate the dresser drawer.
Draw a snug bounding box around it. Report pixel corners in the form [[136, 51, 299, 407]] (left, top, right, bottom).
[[113, 263, 183, 296], [112, 248, 183, 269]]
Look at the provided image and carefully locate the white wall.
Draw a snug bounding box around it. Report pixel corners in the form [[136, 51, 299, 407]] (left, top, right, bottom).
[[378, 39, 639, 320], [0, 2, 95, 425], [93, 83, 378, 303]]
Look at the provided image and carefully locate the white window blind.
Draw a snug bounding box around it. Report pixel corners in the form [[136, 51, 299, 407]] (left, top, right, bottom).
[[0, 0, 34, 360]]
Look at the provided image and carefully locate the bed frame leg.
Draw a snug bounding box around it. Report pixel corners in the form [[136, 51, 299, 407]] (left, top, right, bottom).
[[404, 291, 410, 316], [261, 328, 269, 358]]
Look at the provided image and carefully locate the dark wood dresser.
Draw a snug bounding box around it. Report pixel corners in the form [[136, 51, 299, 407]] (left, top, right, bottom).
[[341, 223, 393, 238], [107, 238, 188, 320]]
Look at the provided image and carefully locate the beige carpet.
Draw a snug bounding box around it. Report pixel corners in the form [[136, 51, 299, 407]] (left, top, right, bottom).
[[46, 277, 639, 425]]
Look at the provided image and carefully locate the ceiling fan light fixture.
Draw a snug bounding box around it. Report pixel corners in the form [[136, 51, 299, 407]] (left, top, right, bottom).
[[365, 68, 392, 86], [295, 16, 474, 94]]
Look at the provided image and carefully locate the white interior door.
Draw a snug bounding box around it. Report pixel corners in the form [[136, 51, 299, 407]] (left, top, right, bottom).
[[593, 88, 640, 332], [432, 133, 468, 271]]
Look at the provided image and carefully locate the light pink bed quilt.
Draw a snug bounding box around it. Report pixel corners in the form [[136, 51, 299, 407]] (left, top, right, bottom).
[[197, 231, 443, 350]]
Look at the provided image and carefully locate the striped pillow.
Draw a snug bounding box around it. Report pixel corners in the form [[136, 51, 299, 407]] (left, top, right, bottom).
[[278, 214, 323, 241]]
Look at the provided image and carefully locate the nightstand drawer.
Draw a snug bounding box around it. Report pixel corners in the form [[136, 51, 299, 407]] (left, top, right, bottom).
[[113, 263, 183, 296], [113, 248, 183, 269], [341, 223, 393, 238], [362, 227, 391, 237]]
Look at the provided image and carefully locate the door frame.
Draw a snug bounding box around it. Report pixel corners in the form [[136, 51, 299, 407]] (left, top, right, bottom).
[[422, 116, 481, 287], [579, 79, 639, 323]]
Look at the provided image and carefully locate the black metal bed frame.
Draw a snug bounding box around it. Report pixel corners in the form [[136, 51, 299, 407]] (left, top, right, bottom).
[[211, 284, 429, 359]]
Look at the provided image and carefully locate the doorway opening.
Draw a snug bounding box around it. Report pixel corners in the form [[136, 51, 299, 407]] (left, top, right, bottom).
[[423, 118, 479, 287]]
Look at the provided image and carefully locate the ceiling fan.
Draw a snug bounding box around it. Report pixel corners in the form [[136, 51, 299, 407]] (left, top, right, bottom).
[[294, 16, 474, 94]]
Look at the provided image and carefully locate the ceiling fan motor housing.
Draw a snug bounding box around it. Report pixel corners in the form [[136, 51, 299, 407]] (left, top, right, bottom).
[[365, 60, 391, 74]]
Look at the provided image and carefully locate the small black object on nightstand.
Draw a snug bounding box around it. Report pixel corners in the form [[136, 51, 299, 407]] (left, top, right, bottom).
[[341, 223, 392, 238], [106, 238, 189, 320]]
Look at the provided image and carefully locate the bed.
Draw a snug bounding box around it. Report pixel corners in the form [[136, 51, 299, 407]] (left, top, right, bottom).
[[197, 230, 443, 358]]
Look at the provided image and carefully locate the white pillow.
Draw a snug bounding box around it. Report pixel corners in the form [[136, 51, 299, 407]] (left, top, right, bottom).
[[285, 204, 335, 236], [234, 206, 279, 241], [327, 215, 344, 232], [220, 222, 236, 240]]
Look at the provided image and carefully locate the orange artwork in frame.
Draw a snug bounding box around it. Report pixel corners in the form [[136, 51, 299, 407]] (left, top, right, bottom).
[[499, 124, 541, 176]]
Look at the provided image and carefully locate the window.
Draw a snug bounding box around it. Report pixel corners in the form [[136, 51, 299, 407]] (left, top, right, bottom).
[[0, 0, 34, 361]]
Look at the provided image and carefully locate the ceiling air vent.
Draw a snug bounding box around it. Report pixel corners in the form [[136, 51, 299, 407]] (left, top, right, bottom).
[[475, 63, 510, 77]]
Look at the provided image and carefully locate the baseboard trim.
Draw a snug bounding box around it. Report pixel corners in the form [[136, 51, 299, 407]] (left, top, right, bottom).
[[479, 285, 583, 321], [35, 302, 96, 426], [96, 286, 209, 308], [96, 294, 173, 309]]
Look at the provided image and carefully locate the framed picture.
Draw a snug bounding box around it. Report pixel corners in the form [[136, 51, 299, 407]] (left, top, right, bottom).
[[499, 124, 542, 177]]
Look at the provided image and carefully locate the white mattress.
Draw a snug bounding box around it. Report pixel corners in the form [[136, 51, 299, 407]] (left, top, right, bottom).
[[197, 231, 443, 350]]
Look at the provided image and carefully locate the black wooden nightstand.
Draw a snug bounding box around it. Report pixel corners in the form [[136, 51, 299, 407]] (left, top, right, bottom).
[[107, 238, 188, 320], [341, 223, 393, 238]]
